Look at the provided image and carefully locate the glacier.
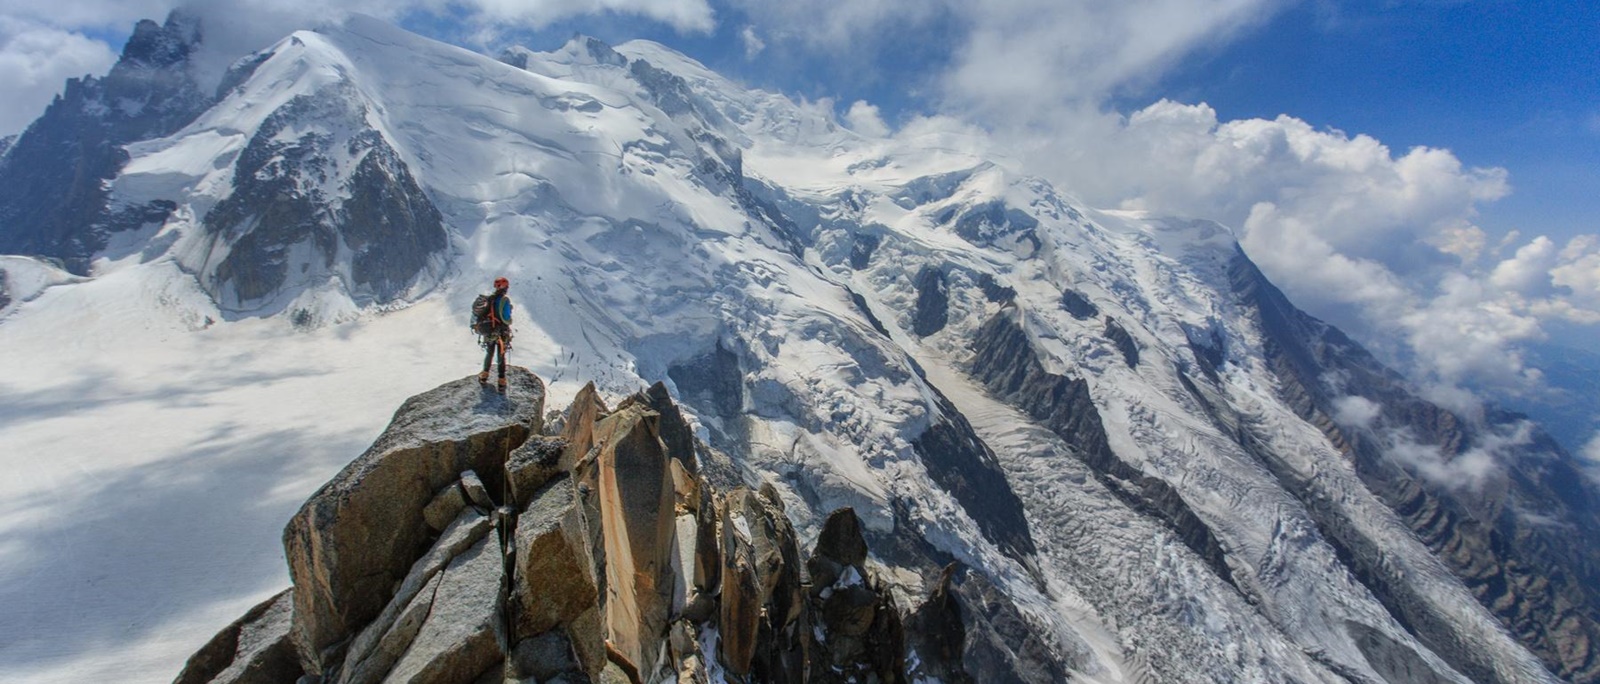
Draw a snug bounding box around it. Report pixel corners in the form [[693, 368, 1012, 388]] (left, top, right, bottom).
[[0, 12, 1595, 684]]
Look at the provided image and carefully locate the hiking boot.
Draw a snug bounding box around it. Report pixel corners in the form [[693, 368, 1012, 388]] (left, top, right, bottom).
[[478, 371, 489, 385], [496, 377, 508, 394]]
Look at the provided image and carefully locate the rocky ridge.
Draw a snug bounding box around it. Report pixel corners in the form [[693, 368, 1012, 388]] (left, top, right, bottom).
[[178, 368, 1031, 684]]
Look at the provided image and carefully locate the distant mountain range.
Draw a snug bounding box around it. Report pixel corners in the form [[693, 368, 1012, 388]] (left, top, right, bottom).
[[1, 12, 1596, 683]]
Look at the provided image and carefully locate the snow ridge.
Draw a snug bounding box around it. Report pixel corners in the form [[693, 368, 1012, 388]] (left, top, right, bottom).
[[0, 15, 1589, 684]]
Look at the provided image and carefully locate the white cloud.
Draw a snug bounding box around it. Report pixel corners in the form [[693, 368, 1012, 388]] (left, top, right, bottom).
[[1332, 395, 1382, 429], [718, 0, 1599, 407], [1378, 420, 1533, 491], [973, 98, 1600, 397], [0, 17, 119, 135], [1582, 432, 1600, 483], [739, 25, 764, 59], [465, 0, 714, 32], [844, 100, 890, 137]]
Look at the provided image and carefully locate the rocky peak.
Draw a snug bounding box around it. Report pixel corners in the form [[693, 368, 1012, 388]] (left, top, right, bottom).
[[179, 369, 1062, 684], [0, 12, 210, 273], [117, 12, 202, 74]]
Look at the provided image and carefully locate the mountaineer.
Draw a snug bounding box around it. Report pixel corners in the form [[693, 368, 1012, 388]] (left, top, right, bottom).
[[472, 276, 514, 393]]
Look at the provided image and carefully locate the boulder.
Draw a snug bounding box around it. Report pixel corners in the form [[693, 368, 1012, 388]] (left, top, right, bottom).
[[813, 508, 869, 568], [339, 509, 495, 684], [384, 533, 505, 684], [669, 621, 709, 684], [513, 474, 598, 638], [173, 589, 302, 684], [589, 404, 677, 677], [422, 483, 468, 532], [459, 470, 494, 509], [568, 605, 607, 680], [510, 632, 579, 681], [339, 573, 443, 684], [283, 369, 543, 673], [507, 435, 568, 508]]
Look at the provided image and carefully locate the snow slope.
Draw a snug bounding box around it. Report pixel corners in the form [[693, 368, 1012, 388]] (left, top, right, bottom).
[[0, 14, 1581, 683]]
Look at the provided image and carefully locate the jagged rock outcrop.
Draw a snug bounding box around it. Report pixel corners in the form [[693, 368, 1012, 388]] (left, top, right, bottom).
[[182, 369, 1069, 684], [281, 368, 544, 673], [1104, 317, 1139, 368], [0, 11, 210, 273], [906, 564, 1068, 684]]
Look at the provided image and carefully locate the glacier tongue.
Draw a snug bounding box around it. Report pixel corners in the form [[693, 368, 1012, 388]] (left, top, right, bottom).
[[0, 13, 1593, 684]]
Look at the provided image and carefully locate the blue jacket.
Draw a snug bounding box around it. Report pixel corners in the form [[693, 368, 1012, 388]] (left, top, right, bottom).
[[491, 292, 513, 326]]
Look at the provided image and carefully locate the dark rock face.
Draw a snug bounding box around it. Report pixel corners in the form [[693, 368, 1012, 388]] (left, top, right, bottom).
[[1059, 289, 1098, 320], [893, 168, 977, 208], [1104, 317, 1139, 368], [635, 381, 698, 475], [806, 509, 904, 684], [971, 309, 1233, 586], [911, 384, 1037, 559], [1184, 321, 1227, 375], [0, 13, 210, 273], [0, 269, 11, 311], [943, 200, 1040, 251], [848, 289, 892, 338], [912, 266, 950, 337], [173, 589, 302, 684], [668, 341, 743, 424], [1229, 250, 1600, 684], [976, 273, 1016, 304], [908, 564, 1068, 684], [850, 233, 881, 270], [204, 82, 446, 310]]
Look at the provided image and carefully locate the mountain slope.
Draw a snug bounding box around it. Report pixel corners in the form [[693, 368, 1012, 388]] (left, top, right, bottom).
[[0, 14, 1596, 684]]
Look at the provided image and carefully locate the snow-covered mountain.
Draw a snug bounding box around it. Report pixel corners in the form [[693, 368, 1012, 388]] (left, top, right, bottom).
[[1, 12, 1596, 684]]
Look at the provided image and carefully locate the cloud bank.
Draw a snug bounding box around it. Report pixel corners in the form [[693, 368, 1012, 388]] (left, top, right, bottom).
[[0, 17, 120, 134], [730, 0, 1600, 403]]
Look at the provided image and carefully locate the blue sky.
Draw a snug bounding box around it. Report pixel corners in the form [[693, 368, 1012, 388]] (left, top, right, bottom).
[[1140, 0, 1600, 246]]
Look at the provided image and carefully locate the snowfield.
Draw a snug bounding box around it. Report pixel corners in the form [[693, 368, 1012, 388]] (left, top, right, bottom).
[[0, 14, 1573, 684]]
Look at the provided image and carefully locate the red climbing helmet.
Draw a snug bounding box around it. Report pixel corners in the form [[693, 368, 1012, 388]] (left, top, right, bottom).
[[493, 276, 509, 290]]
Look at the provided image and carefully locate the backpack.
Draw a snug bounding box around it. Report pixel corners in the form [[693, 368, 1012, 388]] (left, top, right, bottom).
[[470, 294, 495, 334]]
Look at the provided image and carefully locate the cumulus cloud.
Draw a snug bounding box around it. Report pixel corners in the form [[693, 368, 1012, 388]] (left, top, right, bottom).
[[0, 17, 120, 135], [1377, 420, 1534, 491], [844, 100, 891, 137], [739, 25, 764, 59], [1332, 395, 1382, 429], [978, 98, 1600, 397], [724, 0, 1599, 407]]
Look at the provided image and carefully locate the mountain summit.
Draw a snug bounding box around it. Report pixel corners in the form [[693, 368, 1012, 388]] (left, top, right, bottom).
[[0, 14, 1596, 684]]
